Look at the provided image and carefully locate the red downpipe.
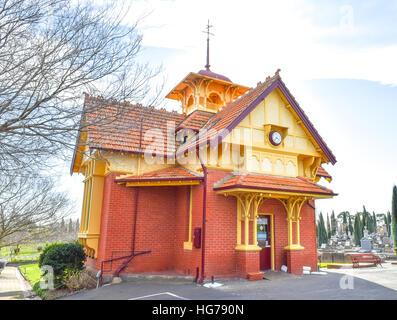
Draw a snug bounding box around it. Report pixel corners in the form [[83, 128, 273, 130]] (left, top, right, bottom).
[[113, 187, 151, 277], [99, 186, 150, 285], [99, 187, 150, 285], [197, 149, 207, 284], [98, 120, 151, 285]]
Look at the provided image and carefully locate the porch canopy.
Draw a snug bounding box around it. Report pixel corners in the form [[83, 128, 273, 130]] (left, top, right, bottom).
[[116, 166, 203, 187], [214, 173, 336, 252]]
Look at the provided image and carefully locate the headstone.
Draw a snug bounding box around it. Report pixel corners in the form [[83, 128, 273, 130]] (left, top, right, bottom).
[[361, 238, 372, 251], [363, 227, 369, 238]]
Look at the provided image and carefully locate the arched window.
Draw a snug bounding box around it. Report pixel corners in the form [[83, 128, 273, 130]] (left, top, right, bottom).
[[207, 92, 222, 105], [187, 95, 194, 108]]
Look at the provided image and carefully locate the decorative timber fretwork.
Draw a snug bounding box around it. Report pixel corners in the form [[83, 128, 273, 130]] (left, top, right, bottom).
[[227, 192, 269, 252], [222, 190, 312, 253], [278, 197, 311, 250]]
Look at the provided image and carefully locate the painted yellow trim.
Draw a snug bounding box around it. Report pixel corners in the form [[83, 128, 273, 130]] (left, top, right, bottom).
[[78, 158, 105, 258], [284, 244, 305, 251], [216, 188, 332, 199], [78, 233, 100, 239], [183, 242, 193, 250], [235, 244, 262, 251], [183, 185, 193, 251], [236, 199, 241, 246], [258, 213, 275, 271], [124, 180, 201, 187]]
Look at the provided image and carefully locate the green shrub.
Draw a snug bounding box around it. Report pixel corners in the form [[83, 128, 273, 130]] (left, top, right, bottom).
[[39, 242, 61, 267], [33, 282, 48, 300], [39, 241, 86, 286]]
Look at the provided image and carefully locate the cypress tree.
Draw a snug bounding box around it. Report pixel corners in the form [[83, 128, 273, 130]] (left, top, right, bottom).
[[353, 214, 362, 246], [317, 212, 328, 246], [367, 215, 374, 234], [330, 211, 337, 236], [326, 213, 331, 240], [362, 206, 368, 233], [372, 212, 377, 233], [392, 185, 397, 247], [387, 211, 392, 236], [348, 215, 353, 237]]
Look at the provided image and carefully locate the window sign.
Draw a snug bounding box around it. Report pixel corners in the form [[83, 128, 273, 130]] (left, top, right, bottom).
[[257, 216, 271, 247]]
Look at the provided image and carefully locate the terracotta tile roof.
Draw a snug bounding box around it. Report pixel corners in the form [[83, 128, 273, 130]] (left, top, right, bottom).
[[84, 95, 185, 156], [176, 109, 214, 132], [316, 165, 332, 181], [177, 71, 336, 165], [213, 173, 336, 196], [116, 166, 203, 183], [177, 74, 279, 155]]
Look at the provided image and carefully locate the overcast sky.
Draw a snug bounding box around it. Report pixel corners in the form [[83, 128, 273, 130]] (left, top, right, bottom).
[[62, 0, 397, 220]]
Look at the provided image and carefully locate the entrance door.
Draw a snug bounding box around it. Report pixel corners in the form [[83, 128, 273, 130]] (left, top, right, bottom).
[[257, 215, 272, 270]]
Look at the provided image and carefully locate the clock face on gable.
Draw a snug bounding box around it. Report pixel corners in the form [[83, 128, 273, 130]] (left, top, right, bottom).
[[269, 130, 282, 146]]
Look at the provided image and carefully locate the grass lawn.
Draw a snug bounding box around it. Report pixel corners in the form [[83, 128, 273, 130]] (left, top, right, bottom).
[[19, 263, 42, 286], [318, 262, 351, 268], [0, 243, 45, 261], [18, 262, 77, 300]]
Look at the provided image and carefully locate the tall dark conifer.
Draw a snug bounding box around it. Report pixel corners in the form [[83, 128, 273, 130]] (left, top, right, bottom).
[[330, 211, 337, 236], [317, 212, 328, 246], [353, 213, 362, 246], [387, 211, 392, 236], [348, 215, 353, 237], [392, 186, 397, 247], [326, 214, 331, 240]]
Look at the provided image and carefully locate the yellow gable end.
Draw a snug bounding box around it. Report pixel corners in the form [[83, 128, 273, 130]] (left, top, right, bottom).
[[217, 89, 323, 180]]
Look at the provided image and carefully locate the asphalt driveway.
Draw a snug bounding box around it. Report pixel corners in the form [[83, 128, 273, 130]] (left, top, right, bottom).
[[61, 268, 397, 300]]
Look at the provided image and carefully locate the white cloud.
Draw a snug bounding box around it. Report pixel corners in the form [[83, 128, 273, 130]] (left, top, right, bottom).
[[127, 0, 397, 87], [68, 0, 397, 218]]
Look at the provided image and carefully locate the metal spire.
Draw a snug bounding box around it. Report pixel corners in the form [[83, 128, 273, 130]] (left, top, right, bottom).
[[203, 20, 214, 71]]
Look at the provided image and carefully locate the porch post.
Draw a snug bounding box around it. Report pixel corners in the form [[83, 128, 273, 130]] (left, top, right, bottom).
[[244, 209, 249, 246], [233, 193, 263, 280], [236, 199, 241, 246], [282, 197, 307, 275]]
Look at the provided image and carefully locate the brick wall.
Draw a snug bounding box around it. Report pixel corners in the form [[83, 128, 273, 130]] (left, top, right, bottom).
[[87, 170, 318, 278], [204, 169, 237, 278], [258, 198, 317, 273]]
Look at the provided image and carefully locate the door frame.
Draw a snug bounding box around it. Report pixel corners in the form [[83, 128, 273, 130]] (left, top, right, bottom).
[[258, 213, 275, 271]]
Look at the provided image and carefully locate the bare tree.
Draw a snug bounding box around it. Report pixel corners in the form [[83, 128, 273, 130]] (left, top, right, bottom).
[[0, 174, 72, 248], [0, 0, 163, 172]]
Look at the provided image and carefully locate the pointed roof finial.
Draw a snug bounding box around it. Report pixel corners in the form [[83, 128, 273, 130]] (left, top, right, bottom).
[[203, 19, 214, 71]]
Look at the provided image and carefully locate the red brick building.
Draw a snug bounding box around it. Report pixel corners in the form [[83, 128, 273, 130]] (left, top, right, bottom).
[[71, 65, 336, 283]]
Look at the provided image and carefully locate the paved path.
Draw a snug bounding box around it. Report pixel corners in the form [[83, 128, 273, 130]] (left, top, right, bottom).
[[0, 266, 26, 300], [61, 269, 397, 300], [325, 261, 397, 291]]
